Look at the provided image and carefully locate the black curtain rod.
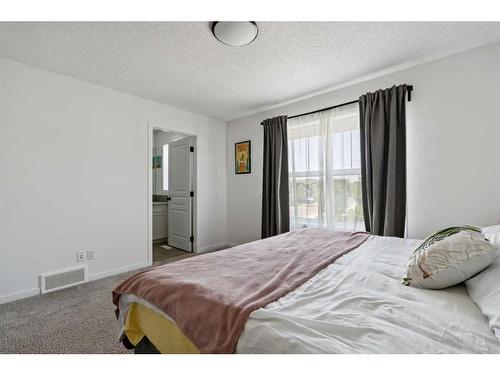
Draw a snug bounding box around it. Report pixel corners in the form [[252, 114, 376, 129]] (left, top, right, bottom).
[[286, 85, 413, 120]]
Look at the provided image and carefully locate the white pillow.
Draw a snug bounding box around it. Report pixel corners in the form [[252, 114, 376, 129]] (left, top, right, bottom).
[[482, 224, 500, 248], [465, 225, 500, 340], [402, 226, 499, 289]]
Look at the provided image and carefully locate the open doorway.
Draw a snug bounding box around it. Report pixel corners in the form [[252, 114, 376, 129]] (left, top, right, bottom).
[[149, 126, 197, 264]]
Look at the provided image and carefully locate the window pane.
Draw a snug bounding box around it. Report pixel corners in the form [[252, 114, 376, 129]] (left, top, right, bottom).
[[293, 138, 307, 172], [333, 132, 343, 170], [332, 129, 361, 171], [289, 176, 321, 226], [291, 136, 321, 173], [351, 129, 361, 169], [308, 136, 319, 172], [333, 174, 365, 231], [342, 131, 352, 169]]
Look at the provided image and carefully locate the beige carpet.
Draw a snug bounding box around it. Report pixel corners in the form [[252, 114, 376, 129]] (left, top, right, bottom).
[[0, 247, 195, 354]]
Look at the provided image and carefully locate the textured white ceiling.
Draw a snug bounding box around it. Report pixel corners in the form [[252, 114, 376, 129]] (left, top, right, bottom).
[[1, 22, 500, 121]]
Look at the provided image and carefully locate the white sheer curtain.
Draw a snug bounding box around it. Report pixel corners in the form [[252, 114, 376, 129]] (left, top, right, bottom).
[[288, 102, 364, 232]]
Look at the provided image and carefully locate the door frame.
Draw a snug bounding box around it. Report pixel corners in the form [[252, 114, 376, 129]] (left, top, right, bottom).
[[147, 122, 197, 265]]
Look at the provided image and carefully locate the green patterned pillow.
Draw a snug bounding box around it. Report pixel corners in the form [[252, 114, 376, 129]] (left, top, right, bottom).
[[402, 226, 499, 289]]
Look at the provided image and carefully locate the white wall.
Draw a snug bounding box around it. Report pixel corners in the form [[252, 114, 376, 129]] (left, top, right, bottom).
[[0, 57, 228, 303], [227, 42, 500, 245]]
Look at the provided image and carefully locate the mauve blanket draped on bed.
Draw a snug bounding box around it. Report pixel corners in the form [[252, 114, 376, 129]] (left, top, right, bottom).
[[113, 228, 369, 353]]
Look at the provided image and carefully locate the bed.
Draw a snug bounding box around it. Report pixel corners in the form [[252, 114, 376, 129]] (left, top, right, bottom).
[[113, 230, 500, 354]]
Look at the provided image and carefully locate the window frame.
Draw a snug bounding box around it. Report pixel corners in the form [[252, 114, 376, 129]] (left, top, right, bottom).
[[287, 107, 364, 230]]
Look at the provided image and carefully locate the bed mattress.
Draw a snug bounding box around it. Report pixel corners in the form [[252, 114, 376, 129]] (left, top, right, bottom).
[[117, 235, 500, 353]]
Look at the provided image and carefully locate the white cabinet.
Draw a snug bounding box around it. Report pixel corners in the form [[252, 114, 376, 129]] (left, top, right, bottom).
[[152, 202, 168, 241]]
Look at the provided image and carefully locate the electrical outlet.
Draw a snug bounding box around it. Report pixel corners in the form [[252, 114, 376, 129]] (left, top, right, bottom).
[[87, 249, 95, 261], [76, 251, 86, 263]]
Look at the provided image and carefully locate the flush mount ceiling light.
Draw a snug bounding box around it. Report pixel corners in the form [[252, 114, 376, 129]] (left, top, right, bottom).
[[212, 22, 258, 47]]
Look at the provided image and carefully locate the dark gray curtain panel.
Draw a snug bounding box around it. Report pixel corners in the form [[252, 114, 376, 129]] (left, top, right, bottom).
[[359, 85, 408, 237], [261, 116, 290, 238]]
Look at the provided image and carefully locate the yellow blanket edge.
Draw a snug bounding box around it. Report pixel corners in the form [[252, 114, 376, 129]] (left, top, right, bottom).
[[124, 302, 200, 354]]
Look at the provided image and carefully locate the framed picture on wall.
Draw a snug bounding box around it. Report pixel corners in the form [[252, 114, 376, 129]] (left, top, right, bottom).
[[235, 140, 251, 174]]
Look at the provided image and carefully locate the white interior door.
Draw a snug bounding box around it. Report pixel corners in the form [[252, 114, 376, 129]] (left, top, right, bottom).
[[167, 137, 194, 252]]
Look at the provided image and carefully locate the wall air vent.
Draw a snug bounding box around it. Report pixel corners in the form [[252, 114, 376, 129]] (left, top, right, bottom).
[[40, 265, 88, 294]]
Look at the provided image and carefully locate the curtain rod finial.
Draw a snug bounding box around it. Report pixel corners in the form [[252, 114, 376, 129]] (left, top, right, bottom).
[[407, 85, 413, 102]]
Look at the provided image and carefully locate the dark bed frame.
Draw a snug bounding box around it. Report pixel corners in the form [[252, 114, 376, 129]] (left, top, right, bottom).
[[123, 335, 161, 354]]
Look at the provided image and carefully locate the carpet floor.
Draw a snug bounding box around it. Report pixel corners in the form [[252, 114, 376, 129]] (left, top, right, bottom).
[[0, 246, 195, 354]]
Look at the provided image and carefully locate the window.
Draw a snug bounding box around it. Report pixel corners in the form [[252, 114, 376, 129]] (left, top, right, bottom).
[[162, 144, 169, 191], [288, 103, 364, 231]]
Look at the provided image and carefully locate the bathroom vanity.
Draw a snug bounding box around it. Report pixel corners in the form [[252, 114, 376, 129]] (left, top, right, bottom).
[[152, 202, 168, 241]]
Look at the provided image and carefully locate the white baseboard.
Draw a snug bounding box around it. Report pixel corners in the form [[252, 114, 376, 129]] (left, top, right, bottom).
[[225, 242, 240, 248], [87, 261, 151, 282], [197, 242, 235, 253], [0, 287, 40, 305], [1, 245, 246, 305], [0, 262, 151, 305]]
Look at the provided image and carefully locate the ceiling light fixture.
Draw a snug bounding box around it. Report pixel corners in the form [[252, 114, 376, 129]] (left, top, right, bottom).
[[211, 22, 258, 47]]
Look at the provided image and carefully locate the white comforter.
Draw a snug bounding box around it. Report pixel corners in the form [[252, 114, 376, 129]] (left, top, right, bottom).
[[236, 235, 500, 353]]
